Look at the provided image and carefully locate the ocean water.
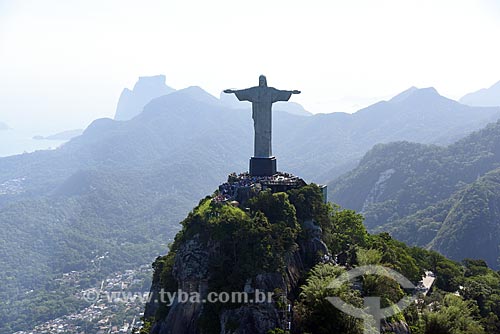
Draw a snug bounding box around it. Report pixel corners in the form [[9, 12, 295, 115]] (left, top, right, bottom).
[[0, 129, 66, 158]]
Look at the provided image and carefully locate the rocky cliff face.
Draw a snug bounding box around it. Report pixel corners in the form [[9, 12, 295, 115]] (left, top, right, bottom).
[[145, 215, 329, 334], [148, 235, 212, 334]]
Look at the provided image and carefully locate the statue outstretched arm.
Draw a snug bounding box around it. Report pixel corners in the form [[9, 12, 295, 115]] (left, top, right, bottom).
[[272, 88, 301, 102], [224, 87, 255, 102]]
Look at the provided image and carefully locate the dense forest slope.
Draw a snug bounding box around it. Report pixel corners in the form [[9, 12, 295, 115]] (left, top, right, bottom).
[[329, 120, 500, 268], [142, 182, 500, 334]]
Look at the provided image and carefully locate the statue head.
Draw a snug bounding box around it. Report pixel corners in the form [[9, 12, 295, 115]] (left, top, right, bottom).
[[259, 75, 267, 87]]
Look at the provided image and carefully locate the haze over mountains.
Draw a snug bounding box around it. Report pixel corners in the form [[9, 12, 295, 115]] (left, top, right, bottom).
[[277, 86, 500, 180], [113, 77, 500, 182], [2, 76, 500, 331], [114, 75, 176, 121], [460, 80, 500, 107], [98, 76, 500, 182], [33, 129, 84, 141]]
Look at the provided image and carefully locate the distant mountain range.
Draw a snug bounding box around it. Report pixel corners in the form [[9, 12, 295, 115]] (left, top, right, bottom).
[[460, 80, 500, 107], [112, 77, 500, 182], [2, 78, 500, 331], [33, 129, 83, 141], [277, 86, 500, 181], [329, 120, 500, 268]]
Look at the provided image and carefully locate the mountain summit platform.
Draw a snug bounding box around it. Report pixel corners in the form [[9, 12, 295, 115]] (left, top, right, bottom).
[[215, 172, 308, 205]]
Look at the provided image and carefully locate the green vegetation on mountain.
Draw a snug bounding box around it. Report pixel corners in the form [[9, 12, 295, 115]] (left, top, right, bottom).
[[294, 264, 364, 334], [147, 185, 325, 332], [145, 184, 375, 333], [143, 184, 500, 333], [329, 120, 500, 268], [422, 294, 485, 334]]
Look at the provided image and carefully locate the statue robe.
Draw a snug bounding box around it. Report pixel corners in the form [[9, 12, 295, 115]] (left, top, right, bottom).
[[233, 86, 293, 157]]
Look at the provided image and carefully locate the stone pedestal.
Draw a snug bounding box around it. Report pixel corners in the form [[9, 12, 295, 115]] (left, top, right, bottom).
[[250, 157, 277, 176]]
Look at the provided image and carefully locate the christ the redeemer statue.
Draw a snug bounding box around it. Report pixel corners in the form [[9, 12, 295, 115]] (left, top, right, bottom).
[[224, 75, 300, 176]]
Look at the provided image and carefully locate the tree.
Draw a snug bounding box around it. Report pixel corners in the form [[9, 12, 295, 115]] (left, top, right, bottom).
[[325, 206, 368, 255], [423, 294, 485, 334], [294, 264, 363, 334]]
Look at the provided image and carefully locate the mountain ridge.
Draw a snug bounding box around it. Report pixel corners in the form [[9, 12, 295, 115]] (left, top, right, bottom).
[[460, 80, 500, 107]]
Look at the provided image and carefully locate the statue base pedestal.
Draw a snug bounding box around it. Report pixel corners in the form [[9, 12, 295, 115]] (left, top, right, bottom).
[[250, 157, 277, 176]]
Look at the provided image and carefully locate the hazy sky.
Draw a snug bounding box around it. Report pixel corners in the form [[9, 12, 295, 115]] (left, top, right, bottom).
[[1, 0, 500, 133]]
